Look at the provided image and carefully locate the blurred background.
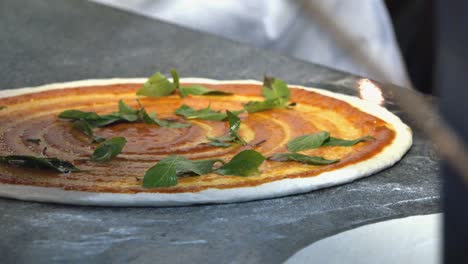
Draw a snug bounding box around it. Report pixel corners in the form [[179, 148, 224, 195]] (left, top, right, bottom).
[[91, 0, 433, 94]]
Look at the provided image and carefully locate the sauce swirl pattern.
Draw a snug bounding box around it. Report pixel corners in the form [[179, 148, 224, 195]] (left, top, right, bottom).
[[0, 82, 395, 193]]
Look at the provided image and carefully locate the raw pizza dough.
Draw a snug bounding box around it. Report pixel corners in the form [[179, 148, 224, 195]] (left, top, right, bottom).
[[0, 78, 412, 206]]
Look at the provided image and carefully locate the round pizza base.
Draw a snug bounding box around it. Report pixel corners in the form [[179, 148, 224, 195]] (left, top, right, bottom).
[[0, 78, 412, 206]]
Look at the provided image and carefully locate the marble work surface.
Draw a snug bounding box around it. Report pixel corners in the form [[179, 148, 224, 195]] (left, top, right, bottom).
[[0, 0, 440, 263]]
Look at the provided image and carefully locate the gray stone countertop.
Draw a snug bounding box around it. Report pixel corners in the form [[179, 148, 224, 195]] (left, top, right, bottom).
[[0, 1, 440, 263]]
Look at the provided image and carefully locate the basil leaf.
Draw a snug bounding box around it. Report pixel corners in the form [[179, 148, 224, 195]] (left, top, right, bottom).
[[191, 159, 225, 175], [0, 155, 80, 173], [72, 119, 94, 138], [322, 136, 374, 147], [118, 99, 138, 115], [142, 155, 224, 188], [175, 104, 243, 121], [140, 109, 190, 128], [175, 104, 226, 121], [137, 72, 175, 97], [205, 110, 247, 147], [287, 131, 330, 152], [0, 106, 6, 110], [26, 138, 41, 145], [215, 150, 266, 176], [91, 137, 126, 162], [122, 100, 189, 128], [86, 114, 121, 127], [92, 135, 106, 143], [207, 141, 231, 147], [72, 120, 106, 143], [61, 100, 189, 129], [58, 109, 123, 127], [142, 159, 178, 188], [139, 109, 155, 124], [59, 110, 101, 120], [179, 85, 232, 98], [261, 76, 290, 105], [170, 68, 180, 90], [243, 98, 281, 113], [117, 100, 139, 122], [134, 100, 190, 128], [206, 136, 234, 147], [286, 132, 374, 152], [117, 113, 138, 122], [226, 110, 247, 145], [243, 76, 292, 113], [207, 135, 234, 142], [161, 155, 223, 176], [269, 153, 339, 165]]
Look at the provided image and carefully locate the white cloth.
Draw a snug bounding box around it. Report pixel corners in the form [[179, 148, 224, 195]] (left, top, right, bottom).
[[91, 0, 410, 87]]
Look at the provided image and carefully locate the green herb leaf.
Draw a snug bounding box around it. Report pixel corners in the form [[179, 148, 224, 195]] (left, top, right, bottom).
[[58, 109, 122, 127], [89, 114, 123, 127], [60, 100, 189, 129], [72, 120, 106, 143], [0, 155, 80, 173], [92, 135, 106, 143], [261, 76, 290, 105], [205, 110, 247, 147], [206, 136, 233, 147], [138, 109, 156, 124], [191, 159, 225, 175], [179, 85, 232, 98], [135, 100, 190, 128], [168, 68, 231, 97], [142, 158, 178, 188], [142, 155, 224, 188], [226, 110, 247, 145], [137, 72, 175, 97], [140, 109, 190, 128], [287, 131, 330, 152], [286, 132, 374, 152], [72, 119, 94, 138], [175, 104, 243, 121], [162, 155, 223, 176], [170, 68, 180, 90], [243, 76, 292, 113], [117, 100, 139, 121], [0, 106, 6, 110], [175, 104, 226, 120], [59, 110, 101, 121], [322, 136, 374, 147], [215, 150, 266, 176], [243, 98, 282, 113], [269, 153, 339, 165], [118, 99, 138, 115], [26, 138, 41, 145], [91, 137, 126, 162]]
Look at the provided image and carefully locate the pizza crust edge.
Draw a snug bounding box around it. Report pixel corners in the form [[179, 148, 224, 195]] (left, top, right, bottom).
[[0, 78, 412, 206]]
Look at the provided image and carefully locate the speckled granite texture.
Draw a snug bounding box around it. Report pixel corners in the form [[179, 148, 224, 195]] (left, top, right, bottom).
[[0, 0, 440, 263]]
